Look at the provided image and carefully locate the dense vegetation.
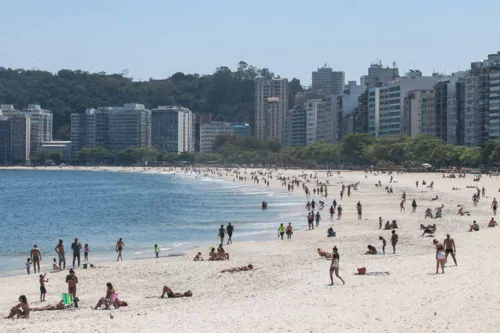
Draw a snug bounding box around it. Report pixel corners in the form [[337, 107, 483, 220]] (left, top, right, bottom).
[[0, 63, 304, 140], [64, 134, 499, 169]]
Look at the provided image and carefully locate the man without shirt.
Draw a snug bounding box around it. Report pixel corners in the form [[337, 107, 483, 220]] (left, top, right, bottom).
[[443, 234, 457, 266]]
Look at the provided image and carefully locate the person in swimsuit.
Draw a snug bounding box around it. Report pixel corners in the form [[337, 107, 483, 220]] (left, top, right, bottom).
[[193, 252, 203, 261], [329, 247, 345, 286], [435, 242, 446, 274], [443, 234, 457, 266], [226, 223, 234, 245], [488, 218, 498, 227], [218, 225, 226, 245], [54, 239, 66, 270], [160, 286, 192, 298], [116, 238, 124, 261], [379, 236, 386, 254], [221, 264, 254, 273], [94, 282, 116, 309], [286, 223, 293, 240], [5, 295, 29, 319], [39, 273, 48, 302], [400, 200, 405, 212], [84, 244, 89, 262], [391, 230, 398, 254], [492, 198, 498, 216], [30, 245, 42, 274], [379, 217, 383, 229], [71, 238, 82, 268], [469, 220, 480, 232], [65, 269, 78, 308], [32, 301, 67, 311], [365, 245, 377, 255]]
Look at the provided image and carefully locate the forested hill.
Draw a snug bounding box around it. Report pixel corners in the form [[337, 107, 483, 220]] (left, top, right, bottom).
[[0, 62, 304, 140]]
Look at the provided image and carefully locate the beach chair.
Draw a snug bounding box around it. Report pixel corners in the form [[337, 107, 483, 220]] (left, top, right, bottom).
[[62, 293, 73, 307]]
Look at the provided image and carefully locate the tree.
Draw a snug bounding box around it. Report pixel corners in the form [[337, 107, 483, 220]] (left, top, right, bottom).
[[36, 151, 49, 165], [88, 147, 109, 165], [340, 133, 374, 165], [48, 152, 63, 165]]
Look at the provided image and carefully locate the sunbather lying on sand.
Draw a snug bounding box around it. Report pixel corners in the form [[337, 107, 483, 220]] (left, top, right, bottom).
[[33, 301, 69, 311], [161, 286, 192, 298], [221, 264, 254, 273]]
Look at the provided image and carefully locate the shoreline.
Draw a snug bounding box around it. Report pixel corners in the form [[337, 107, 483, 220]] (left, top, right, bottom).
[[2, 167, 500, 332]]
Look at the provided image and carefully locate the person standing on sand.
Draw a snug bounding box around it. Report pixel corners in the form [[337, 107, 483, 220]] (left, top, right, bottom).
[[278, 223, 285, 240], [54, 239, 66, 270], [443, 234, 457, 266], [30, 245, 42, 273], [329, 205, 334, 219], [333, 199, 337, 211], [286, 223, 293, 240], [226, 223, 234, 245], [71, 238, 82, 268], [379, 236, 386, 254], [329, 247, 345, 286], [492, 198, 498, 216], [391, 230, 398, 254], [65, 269, 78, 307], [412, 199, 417, 212], [400, 200, 405, 213], [154, 244, 160, 258], [337, 205, 342, 220], [116, 238, 125, 261], [379, 216, 383, 229], [435, 242, 446, 274], [315, 212, 321, 227], [218, 225, 226, 245], [356, 201, 362, 220]]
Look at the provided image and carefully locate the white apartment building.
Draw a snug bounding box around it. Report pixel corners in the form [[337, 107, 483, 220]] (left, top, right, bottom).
[[0, 104, 53, 157], [200, 122, 234, 152], [254, 78, 288, 143], [151, 106, 194, 153], [312, 65, 345, 95], [403, 90, 436, 138]]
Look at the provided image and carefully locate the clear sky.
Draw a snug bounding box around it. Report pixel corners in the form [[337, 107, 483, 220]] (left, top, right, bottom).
[[1, 0, 499, 85]]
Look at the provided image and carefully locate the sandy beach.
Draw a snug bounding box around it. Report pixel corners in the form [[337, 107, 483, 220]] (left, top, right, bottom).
[[1, 166, 500, 333]]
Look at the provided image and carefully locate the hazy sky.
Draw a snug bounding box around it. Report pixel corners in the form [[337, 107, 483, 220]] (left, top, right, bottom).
[[1, 0, 499, 85]]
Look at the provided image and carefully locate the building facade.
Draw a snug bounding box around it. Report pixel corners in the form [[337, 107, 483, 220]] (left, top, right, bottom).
[[199, 122, 234, 153], [312, 65, 345, 95], [403, 90, 436, 138], [0, 115, 31, 164], [284, 106, 307, 147], [151, 106, 194, 154], [254, 78, 288, 143]]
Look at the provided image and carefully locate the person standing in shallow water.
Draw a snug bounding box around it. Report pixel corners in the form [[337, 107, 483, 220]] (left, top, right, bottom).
[[116, 238, 124, 261], [278, 223, 285, 240]]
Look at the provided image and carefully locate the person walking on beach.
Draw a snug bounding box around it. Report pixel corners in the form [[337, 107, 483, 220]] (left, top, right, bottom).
[[278, 223, 285, 240], [329, 205, 334, 219], [379, 236, 386, 254], [226, 223, 234, 245], [218, 225, 226, 245], [26, 258, 31, 274], [356, 201, 362, 220], [412, 199, 417, 212], [30, 245, 42, 274], [492, 198, 498, 216], [443, 234, 457, 266], [66, 269, 78, 307], [482, 186, 486, 198], [307, 212, 314, 230], [333, 199, 337, 211], [391, 230, 398, 254], [71, 238, 82, 268], [337, 205, 342, 220], [116, 238, 124, 261], [286, 223, 293, 240], [54, 239, 66, 270], [435, 241, 446, 274], [379, 216, 383, 229], [329, 247, 345, 286], [400, 200, 405, 213], [315, 212, 321, 227]]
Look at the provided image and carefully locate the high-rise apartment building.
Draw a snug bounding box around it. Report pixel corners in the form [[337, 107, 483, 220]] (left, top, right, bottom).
[[254, 78, 288, 143], [0, 115, 31, 164], [151, 106, 194, 153], [0, 104, 52, 157], [312, 65, 345, 95], [71, 104, 151, 161], [199, 121, 235, 153], [337, 84, 367, 139], [361, 62, 399, 88], [403, 90, 436, 138], [368, 71, 443, 137], [354, 91, 369, 134], [284, 106, 307, 147], [463, 52, 500, 147]]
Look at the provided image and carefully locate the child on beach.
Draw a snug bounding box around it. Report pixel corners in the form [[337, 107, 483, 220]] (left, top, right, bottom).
[[84, 244, 89, 262], [39, 273, 48, 302], [26, 258, 31, 275], [154, 244, 159, 258], [52, 258, 60, 271]]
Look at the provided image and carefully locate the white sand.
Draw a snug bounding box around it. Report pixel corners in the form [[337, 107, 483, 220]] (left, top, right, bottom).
[[1, 167, 500, 333]]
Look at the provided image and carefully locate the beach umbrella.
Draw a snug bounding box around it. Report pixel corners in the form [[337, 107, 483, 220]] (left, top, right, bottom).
[[422, 163, 432, 168]]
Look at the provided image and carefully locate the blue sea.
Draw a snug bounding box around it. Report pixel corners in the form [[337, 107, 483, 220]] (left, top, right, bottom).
[[0, 169, 305, 274]]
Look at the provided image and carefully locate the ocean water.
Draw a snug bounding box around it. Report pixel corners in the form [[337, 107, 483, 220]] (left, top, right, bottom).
[[0, 169, 305, 274]]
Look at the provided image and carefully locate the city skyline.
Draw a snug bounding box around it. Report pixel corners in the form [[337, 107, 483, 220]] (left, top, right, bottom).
[[1, 0, 499, 84]]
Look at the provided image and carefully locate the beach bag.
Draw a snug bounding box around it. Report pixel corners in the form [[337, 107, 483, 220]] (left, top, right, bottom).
[[357, 267, 367, 275]]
